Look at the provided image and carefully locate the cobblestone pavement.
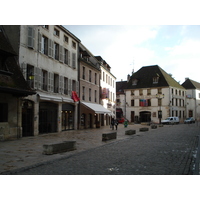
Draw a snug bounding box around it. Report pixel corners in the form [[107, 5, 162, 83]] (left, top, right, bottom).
[[1, 123, 199, 175]]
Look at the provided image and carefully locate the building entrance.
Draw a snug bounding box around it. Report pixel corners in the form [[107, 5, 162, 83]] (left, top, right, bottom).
[[140, 111, 151, 122], [62, 103, 74, 130], [22, 100, 34, 137]]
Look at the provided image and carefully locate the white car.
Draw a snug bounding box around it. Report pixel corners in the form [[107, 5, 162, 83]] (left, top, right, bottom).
[[161, 117, 179, 125], [184, 117, 195, 124]]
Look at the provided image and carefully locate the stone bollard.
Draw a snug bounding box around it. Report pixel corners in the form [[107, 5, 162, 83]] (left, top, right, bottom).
[[151, 125, 157, 129], [125, 130, 136, 135], [43, 141, 76, 155], [139, 127, 149, 132], [102, 132, 117, 141]]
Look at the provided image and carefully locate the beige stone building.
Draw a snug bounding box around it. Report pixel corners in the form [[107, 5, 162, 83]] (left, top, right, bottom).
[[78, 44, 111, 129], [2, 25, 80, 136], [116, 65, 186, 124]]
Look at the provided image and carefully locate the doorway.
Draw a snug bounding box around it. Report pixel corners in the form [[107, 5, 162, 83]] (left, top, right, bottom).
[[22, 100, 34, 137], [139, 111, 151, 122]]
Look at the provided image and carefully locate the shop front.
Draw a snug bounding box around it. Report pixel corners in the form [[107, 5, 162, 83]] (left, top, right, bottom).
[[62, 103, 75, 130]]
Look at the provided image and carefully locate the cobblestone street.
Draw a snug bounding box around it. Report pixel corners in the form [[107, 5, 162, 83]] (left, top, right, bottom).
[[1, 123, 199, 175]]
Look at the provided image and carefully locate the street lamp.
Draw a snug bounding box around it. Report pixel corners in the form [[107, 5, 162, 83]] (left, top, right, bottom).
[[156, 94, 164, 124]]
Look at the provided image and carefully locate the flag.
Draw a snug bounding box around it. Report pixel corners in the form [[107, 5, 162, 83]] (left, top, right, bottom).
[[71, 91, 80, 102]]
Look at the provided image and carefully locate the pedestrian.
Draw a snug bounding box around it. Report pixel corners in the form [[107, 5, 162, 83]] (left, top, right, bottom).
[[115, 119, 118, 130], [124, 120, 128, 128], [111, 118, 115, 130]]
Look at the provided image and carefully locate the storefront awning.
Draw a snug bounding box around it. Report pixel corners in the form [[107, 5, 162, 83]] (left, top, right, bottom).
[[81, 102, 111, 114], [37, 93, 62, 102]]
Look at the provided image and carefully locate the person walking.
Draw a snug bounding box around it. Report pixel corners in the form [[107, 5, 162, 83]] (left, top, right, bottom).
[[111, 118, 115, 130], [114, 119, 118, 130]]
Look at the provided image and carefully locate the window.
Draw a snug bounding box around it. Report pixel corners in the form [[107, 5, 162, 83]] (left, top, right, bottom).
[[158, 88, 162, 94], [82, 67, 85, 79], [27, 26, 35, 49], [72, 41, 76, 49], [0, 103, 8, 122], [42, 25, 49, 29], [95, 73, 97, 84], [147, 99, 151, 106], [132, 79, 138, 85], [147, 89, 151, 95], [54, 43, 59, 60], [72, 80, 76, 91], [64, 77, 68, 95], [139, 90, 143, 96], [89, 70, 92, 82], [54, 74, 59, 93], [158, 99, 162, 106], [131, 100, 135, 106], [131, 90, 135, 96], [26, 64, 34, 88], [89, 88, 91, 101], [41, 35, 48, 55], [64, 49, 69, 65], [153, 77, 159, 84], [42, 70, 48, 91], [82, 86, 85, 100], [103, 72, 105, 81], [95, 90, 97, 102], [64, 35, 68, 43], [54, 28, 59, 37]]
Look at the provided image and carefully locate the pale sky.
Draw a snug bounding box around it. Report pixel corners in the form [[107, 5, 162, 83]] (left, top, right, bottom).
[[65, 25, 200, 84]]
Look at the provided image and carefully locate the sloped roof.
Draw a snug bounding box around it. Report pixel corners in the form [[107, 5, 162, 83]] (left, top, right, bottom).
[[0, 31, 35, 96], [126, 65, 184, 89], [116, 81, 127, 94], [0, 29, 17, 56], [182, 78, 200, 90]]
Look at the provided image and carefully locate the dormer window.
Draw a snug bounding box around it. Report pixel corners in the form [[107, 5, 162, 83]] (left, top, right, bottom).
[[132, 79, 138, 85], [153, 76, 159, 84]]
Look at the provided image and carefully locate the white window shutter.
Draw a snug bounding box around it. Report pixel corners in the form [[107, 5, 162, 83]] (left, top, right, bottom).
[[34, 67, 38, 89], [20, 62, 27, 80], [48, 71, 51, 91], [68, 78, 72, 95], [72, 53, 76, 68], [38, 32, 42, 52], [37, 68, 42, 89], [59, 76, 64, 94], [76, 81, 79, 95], [51, 40, 54, 58], [59, 45, 63, 62], [51, 73, 54, 92], [32, 28, 35, 49], [48, 39, 51, 57], [68, 50, 71, 66], [27, 26, 35, 49]]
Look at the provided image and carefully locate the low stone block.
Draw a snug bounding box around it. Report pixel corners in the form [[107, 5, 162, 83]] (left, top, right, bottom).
[[139, 127, 149, 132], [125, 130, 136, 135], [159, 124, 164, 127], [43, 141, 76, 155], [151, 125, 157, 129], [102, 132, 117, 141]]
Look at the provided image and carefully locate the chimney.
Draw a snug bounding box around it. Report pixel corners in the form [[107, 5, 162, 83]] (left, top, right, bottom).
[[127, 74, 130, 82], [185, 77, 189, 81]]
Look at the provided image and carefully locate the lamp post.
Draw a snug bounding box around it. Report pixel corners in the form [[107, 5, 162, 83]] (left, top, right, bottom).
[[156, 94, 164, 124]]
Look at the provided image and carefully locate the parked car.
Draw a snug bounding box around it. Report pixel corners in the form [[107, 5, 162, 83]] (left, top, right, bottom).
[[117, 118, 125, 123], [184, 117, 195, 124], [161, 117, 179, 125]]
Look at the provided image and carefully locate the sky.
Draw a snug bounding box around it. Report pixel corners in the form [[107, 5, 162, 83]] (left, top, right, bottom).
[[65, 25, 200, 84]]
